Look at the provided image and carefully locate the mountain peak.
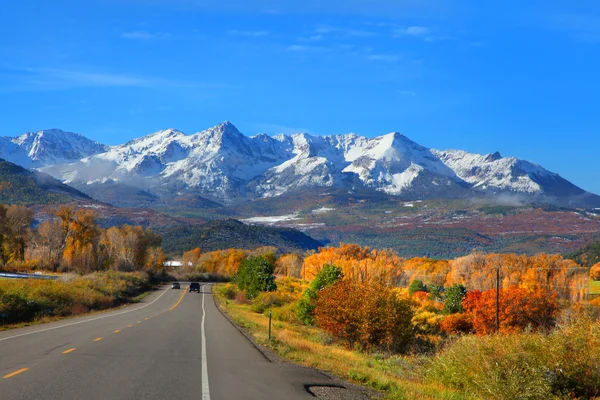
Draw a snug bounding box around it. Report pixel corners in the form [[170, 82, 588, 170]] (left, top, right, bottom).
[[485, 151, 502, 162]]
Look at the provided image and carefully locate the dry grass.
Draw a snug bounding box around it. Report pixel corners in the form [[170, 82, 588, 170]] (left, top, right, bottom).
[[214, 282, 466, 400], [0, 271, 150, 326]]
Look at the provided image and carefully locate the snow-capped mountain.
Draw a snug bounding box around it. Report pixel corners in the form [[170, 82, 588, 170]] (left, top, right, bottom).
[[1, 121, 594, 208], [0, 129, 108, 167]]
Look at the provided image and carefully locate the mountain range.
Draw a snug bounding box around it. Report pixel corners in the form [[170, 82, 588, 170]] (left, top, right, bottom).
[[1, 122, 597, 209]]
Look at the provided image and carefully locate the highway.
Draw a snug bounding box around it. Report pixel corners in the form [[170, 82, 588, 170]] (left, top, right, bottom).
[[0, 284, 339, 400]]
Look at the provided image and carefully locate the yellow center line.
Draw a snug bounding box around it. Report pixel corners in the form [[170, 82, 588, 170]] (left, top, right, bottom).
[[62, 348, 76, 354], [169, 289, 187, 311], [94, 337, 103, 342], [127, 324, 133, 327], [114, 330, 121, 333], [144, 318, 148, 320], [3, 368, 29, 379], [137, 321, 142, 324]]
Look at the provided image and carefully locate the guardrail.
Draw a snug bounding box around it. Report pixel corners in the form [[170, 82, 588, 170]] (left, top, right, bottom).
[[0, 272, 59, 280]]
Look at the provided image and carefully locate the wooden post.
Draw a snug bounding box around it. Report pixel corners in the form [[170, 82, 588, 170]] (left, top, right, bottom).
[[496, 268, 500, 334], [268, 311, 272, 341]]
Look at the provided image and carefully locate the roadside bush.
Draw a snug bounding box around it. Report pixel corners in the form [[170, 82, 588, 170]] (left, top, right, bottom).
[[427, 318, 600, 399], [439, 313, 473, 335], [250, 291, 294, 314], [314, 280, 414, 353], [0, 271, 150, 325]]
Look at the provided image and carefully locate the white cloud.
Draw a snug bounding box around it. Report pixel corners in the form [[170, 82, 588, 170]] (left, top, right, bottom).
[[396, 26, 430, 36], [287, 44, 330, 52], [1, 67, 234, 92], [367, 54, 400, 62], [298, 34, 324, 42], [122, 31, 167, 40], [314, 24, 378, 37], [227, 30, 270, 37], [394, 25, 453, 42]]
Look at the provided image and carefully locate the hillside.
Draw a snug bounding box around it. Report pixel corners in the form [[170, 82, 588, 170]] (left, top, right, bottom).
[[161, 219, 322, 255], [0, 158, 91, 205]]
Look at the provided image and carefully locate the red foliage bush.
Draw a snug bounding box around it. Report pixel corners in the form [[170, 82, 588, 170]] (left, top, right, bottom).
[[314, 280, 414, 353], [462, 286, 559, 335], [439, 313, 474, 335], [412, 291, 429, 302]]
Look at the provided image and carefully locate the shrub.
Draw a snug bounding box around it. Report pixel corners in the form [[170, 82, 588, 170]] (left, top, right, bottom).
[[250, 291, 294, 314], [0, 271, 150, 325], [439, 313, 473, 335], [314, 280, 414, 353], [463, 286, 559, 335], [428, 318, 600, 399], [234, 255, 277, 299]]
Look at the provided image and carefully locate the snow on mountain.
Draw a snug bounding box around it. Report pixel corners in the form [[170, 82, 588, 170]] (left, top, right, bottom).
[[431, 149, 554, 193], [2, 121, 592, 207], [343, 132, 457, 195], [0, 129, 108, 167]]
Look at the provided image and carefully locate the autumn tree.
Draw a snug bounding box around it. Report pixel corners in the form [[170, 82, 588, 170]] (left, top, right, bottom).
[[296, 264, 343, 325], [145, 247, 166, 276], [275, 253, 304, 278], [183, 248, 202, 268], [463, 286, 559, 335], [58, 207, 99, 273], [31, 219, 65, 271], [303, 244, 403, 285], [2, 205, 34, 262], [314, 280, 414, 353]]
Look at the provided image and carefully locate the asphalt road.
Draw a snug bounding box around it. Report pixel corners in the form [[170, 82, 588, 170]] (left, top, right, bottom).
[[0, 284, 338, 400]]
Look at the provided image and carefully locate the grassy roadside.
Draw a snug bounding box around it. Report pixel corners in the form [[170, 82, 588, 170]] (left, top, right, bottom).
[[213, 283, 467, 400], [0, 271, 155, 330]]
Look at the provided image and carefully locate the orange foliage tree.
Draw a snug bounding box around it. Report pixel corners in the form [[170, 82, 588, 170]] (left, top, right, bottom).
[[303, 244, 403, 285], [445, 252, 588, 302], [275, 253, 304, 278], [462, 286, 559, 335], [314, 280, 414, 353]]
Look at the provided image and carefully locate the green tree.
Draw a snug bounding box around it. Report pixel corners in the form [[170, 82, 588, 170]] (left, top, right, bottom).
[[443, 284, 467, 314], [234, 256, 277, 299], [297, 264, 343, 325], [428, 284, 444, 301], [408, 279, 427, 295]]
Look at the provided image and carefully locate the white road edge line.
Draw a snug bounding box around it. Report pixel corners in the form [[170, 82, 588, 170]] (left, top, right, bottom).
[[201, 284, 211, 400], [0, 287, 171, 342]]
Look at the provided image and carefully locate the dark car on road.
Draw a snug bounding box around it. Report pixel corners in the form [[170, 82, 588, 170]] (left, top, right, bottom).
[[171, 282, 180, 289], [189, 282, 200, 293]]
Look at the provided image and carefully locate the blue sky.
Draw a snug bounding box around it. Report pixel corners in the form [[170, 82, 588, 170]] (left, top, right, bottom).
[[1, 0, 600, 193]]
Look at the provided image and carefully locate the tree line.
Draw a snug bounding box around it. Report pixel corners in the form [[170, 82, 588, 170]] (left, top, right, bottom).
[[0, 204, 165, 275]]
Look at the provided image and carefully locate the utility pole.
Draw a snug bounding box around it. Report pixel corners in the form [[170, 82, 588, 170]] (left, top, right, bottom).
[[496, 267, 500, 334]]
